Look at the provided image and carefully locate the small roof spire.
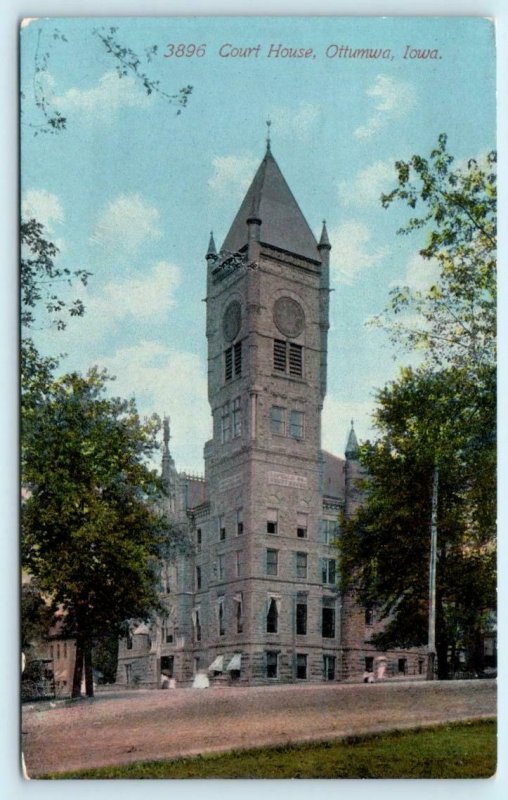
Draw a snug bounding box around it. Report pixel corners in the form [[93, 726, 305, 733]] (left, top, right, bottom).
[[206, 230, 217, 259], [345, 419, 359, 459], [318, 219, 331, 249], [266, 119, 272, 152]]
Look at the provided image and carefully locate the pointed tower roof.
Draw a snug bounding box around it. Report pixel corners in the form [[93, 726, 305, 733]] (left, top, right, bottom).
[[206, 231, 217, 259], [318, 220, 331, 249], [221, 147, 321, 263], [345, 420, 360, 460]]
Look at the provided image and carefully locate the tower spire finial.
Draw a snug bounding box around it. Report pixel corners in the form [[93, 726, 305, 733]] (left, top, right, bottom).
[[163, 416, 171, 448], [318, 219, 331, 249], [206, 230, 217, 259], [266, 119, 272, 152], [345, 420, 359, 460]]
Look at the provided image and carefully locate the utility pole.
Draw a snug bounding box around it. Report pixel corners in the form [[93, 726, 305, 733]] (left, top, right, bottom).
[[427, 461, 439, 679]]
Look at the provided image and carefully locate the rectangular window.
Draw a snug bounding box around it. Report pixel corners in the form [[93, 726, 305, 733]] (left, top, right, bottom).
[[322, 558, 336, 586], [398, 658, 407, 675], [322, 601, 336, 638], [63, 642, 67, 658], [323, 654, 336, 681], [236, 550, 242, 578], [296, 552, 307, 579], [267, 597, 278, 633], [236, 508, 244, 535], [297, 512, 308, 539], [195, 565, 202, 591], [323, 519, 340, 545], [232, 396, 241, 437], [273, 341, 303, 377], [234, 341, 242, 377], [193, 609, 202, 642], [418, 659, 425, 675], [365, 656, 374, 672], [296, 602, 307, 635], [290, 410, 304, 439], [270, 406, 285, 435], [196, 528, 202, 550], [165, 625, 174, 643], [273, 339, 287, 372], [218, 554, 225, 581], [218, 599, 225, 636], [221, 402, 231, 443], [218, 514, 226, 541], [225, 347, 233, 381], [235, 595, 243, 633], [266, 548, 278, 576], [288, 343, 303, 376], [266, 651, 278, 678], [296, 653, 307, 680], [267, 507, 278, 535], [365, 605, 373, 626]]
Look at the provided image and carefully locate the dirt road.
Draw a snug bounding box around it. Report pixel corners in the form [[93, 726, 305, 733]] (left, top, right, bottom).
[[22, 679, 496, 777]]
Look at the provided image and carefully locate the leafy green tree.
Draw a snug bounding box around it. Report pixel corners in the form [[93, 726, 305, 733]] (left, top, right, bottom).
[[377, 133, 496, 373], [340, 367, 496, 677], [22, 368, 169, 697], [341, 136, 496, 677], [21, 580, 54, 655]]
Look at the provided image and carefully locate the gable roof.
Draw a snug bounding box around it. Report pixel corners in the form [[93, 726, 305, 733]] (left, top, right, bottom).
[[221, 148, 321, 263]]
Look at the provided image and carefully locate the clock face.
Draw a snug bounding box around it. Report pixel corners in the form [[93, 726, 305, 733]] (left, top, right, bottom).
[[274, 297, 305, 338], [223, 301, 242, 341]]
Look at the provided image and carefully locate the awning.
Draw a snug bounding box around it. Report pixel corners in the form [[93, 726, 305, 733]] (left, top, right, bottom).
[[226, 653, 242, 671], [208, 655, 224, 672]]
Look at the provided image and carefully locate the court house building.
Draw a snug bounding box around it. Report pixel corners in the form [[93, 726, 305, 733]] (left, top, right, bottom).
[[117, 143, 428, 688]]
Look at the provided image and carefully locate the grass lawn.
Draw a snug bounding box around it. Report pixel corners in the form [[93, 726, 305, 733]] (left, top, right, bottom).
[[45, 719, 496, 779]]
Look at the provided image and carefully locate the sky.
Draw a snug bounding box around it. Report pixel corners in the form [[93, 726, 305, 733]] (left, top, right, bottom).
[[20, 15, 496, 473]]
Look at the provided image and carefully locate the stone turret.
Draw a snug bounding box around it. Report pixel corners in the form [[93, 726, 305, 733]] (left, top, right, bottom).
[[344, 421, 363, 517], [161, 417, 180, 515]]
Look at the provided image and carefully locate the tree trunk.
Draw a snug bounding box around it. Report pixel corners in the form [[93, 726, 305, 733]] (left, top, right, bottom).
[[84, 639, 94, 697], [71, 636, 84, 698]]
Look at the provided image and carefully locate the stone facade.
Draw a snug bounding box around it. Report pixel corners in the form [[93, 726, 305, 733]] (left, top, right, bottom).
[[117, 146, 428, 688]]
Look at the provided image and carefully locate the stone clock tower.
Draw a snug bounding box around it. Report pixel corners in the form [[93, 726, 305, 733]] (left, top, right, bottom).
[[115, 143, 429, 688], [198, 142, 339, 683]]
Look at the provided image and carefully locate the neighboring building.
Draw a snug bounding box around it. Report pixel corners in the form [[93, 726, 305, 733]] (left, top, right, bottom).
[[22, 613, 79, 699], [117, 143, 428, 688]]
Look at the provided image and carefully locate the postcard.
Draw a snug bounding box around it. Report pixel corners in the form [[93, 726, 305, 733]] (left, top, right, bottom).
[[20, 15, 497, 780]]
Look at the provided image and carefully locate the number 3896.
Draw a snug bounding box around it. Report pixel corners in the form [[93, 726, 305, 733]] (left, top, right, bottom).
[[164, 43, 207, 57]]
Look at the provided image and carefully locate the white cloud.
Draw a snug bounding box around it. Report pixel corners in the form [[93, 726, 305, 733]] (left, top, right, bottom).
[[339, 159, 395, 208], [322, 396, 376, 454], [354, 75, 416, 139], [97, 341, 211, 472], [268, 102, 320, 140], [54, 70, 150, 120], [98, 260, 180, 320], [34, 260, 181, 357], [208, 154, 258, 198], [394, 253, 440, 293], [329, 220, 389, 284], [91, 194, 162, 254], [22, 190, 64, 231]]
